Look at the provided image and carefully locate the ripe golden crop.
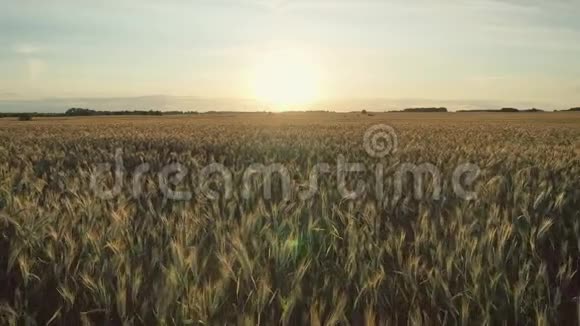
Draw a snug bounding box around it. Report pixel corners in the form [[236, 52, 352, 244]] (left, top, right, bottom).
[[0, 112, 579, 325]]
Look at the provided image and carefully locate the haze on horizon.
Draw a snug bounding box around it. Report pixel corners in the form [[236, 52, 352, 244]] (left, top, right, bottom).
[[1, 0, 580, 111]]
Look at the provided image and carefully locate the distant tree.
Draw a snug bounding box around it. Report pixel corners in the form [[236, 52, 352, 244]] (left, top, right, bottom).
[[65, 108, 97, 116], [403, 107, 448, 113], [500, 108, 519, 112], [523, 108, 544, 112], [569, 107, 580, 112], [361, 109, 367, 114], [18, 113, 32, 121]]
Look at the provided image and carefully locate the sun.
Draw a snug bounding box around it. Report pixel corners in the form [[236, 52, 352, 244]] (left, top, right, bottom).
[[252, 49, 320, 109]]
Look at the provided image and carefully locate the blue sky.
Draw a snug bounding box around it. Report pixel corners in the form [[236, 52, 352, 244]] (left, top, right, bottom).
[[1, 0, 580, 111]]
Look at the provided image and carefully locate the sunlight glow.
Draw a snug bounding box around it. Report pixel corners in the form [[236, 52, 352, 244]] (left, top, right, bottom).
[[252, 49, 320, 109]]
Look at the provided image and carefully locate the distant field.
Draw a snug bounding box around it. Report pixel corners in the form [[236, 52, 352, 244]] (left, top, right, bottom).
[[2, 111, 580, 124], [1, 112, 579, 324]]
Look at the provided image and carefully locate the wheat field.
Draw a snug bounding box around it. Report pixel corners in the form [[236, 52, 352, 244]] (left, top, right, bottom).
[[0, 112, 579, 325]]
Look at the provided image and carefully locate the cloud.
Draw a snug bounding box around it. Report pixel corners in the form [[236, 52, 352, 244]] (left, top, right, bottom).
[[0, 95, 570, 113], [12, 43, 42, 55], [26, 59, 47, 81], [0, 91, 19, 100], [0, 95, 262, 113], [9, 44, 48, 81]]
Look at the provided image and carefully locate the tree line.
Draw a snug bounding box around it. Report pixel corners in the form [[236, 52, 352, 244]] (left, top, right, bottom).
[[0, 108, 199, 120]]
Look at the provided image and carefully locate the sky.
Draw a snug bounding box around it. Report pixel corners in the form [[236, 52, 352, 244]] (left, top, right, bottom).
[[1, 0, 580, 111]]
